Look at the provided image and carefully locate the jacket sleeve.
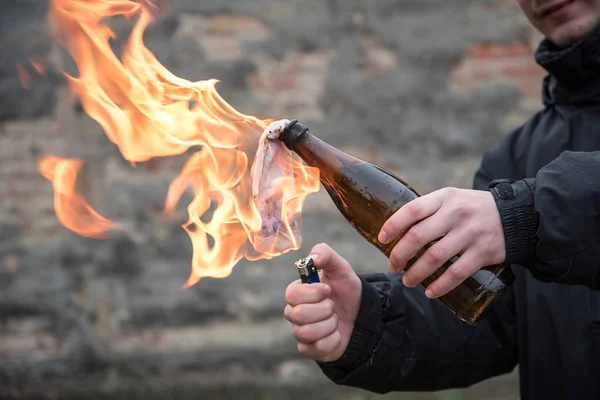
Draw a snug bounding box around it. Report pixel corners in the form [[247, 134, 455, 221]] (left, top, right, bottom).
[[317, 273, 518, 393], [487, 150, 600, 289]]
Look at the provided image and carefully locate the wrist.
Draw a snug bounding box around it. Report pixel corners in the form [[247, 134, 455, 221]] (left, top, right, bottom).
[[317, 276, 382, 372], [488, 178, 538, 265]]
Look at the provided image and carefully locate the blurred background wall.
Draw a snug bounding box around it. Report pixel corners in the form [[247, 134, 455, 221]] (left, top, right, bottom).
[[0, 0, 545, 399]]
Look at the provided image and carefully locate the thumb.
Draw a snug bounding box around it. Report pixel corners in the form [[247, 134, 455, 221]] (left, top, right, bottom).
[[309, 243, 354, 280]]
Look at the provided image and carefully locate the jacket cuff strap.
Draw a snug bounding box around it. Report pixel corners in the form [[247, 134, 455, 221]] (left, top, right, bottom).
[[488, 178, 538, 265], [317, 276, 382, 373]]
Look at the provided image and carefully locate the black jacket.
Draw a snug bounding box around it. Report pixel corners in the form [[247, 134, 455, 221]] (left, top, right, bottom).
[[318, 29, 600, 399]]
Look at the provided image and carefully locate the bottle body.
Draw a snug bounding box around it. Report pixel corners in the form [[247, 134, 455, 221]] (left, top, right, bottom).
[[280, 120, 515, 324]]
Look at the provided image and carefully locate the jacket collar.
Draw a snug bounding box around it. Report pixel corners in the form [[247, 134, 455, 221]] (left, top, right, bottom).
[[536, 27, 600, 106]]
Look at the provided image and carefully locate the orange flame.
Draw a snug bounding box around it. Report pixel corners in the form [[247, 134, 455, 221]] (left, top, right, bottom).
[[46, 0, 320, 286], [17, 59, 47, 90], [17, 65, 31, 89], [38, 154, 117, 238], [31, 58, 46, 75]]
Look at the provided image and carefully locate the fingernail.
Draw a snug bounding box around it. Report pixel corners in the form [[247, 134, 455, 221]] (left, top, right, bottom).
[[322, 284, 331, 295], [308, 253, 320, 264], [402, 276, 414, 288], [425, 289, 434, 298], [378, 231, 389, 244]]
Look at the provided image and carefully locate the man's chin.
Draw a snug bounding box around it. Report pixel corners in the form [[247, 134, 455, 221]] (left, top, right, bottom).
[[547, 18, 600, 47]]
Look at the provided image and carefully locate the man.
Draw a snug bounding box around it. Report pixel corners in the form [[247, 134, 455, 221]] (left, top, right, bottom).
[[283, 0, 600, 398]]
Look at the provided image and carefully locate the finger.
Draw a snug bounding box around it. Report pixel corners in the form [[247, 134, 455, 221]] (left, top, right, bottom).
[[378, 191, 445, 244], [309, 243, 353, 280], [423, 249, 481, 298], [284, 299, 335, 325], [292, 314, 339, 344], [285, 281, 331, 306], [401, 232, 465, 287], [388, 213, 454, 272], [297, 331, 343, 362]]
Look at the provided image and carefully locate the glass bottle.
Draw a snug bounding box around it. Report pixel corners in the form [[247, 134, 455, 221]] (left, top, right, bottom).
[[279, 119, 515, 324]]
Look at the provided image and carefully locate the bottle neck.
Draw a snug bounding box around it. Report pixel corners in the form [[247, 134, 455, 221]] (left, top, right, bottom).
[[280, 120, 360, 172]]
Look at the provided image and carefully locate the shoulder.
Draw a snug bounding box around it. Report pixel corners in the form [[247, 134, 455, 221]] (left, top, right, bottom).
[[473, 109, 551, 188], [483, 112, 543, 172]]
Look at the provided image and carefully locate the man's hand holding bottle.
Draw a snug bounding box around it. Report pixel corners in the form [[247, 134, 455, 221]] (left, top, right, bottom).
[[379, 187, 507, 299]]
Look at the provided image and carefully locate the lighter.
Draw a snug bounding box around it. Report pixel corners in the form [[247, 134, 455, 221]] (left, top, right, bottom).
[[295, 256, 320, 284]]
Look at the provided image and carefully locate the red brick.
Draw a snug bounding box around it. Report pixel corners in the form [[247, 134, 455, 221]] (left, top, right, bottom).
[[207, 14, 271, 39], [520, 78, 544, 99], [489, 0, 521, 10], [502, 62, 546, 77], [249, 74, 297, 92], [451, 59, 500, 82], [467, 42, 532, 58], [450, 33, 547, 106]]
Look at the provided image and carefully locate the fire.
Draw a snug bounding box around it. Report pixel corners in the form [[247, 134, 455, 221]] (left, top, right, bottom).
[[17, 59, 47, 90], [45, 0, 320, 287], [31, 58, 46, 75], [38, 154, 117, 239], [16, 65, 31, 90]]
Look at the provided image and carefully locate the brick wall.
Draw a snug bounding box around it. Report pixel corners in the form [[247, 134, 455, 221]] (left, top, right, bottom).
[[0, 3, 550, 240], [0, 1, 545, 398], [0, 118, 61, 239], [450, 2, 546, 128]]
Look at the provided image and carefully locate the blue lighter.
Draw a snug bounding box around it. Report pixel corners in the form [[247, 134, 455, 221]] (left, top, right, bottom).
[[295, 256, 320, 284]]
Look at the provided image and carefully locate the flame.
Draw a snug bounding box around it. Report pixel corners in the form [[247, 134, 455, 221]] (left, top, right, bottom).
[[17, 65, 31, 89], [31, 58, 46, 75], [17, 59, 47, 90], [38, 154, 117, 239], [46, 0, 320, 286]]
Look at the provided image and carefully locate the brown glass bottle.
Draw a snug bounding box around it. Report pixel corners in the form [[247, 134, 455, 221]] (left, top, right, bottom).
[[280, 120, 515, 324]]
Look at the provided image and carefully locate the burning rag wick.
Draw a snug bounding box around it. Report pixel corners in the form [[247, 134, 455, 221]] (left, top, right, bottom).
[[250, 119, 304, 254]]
